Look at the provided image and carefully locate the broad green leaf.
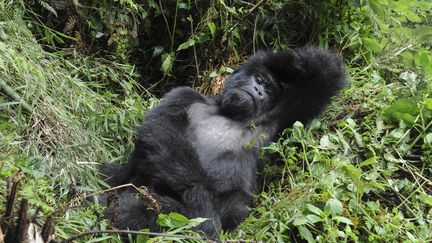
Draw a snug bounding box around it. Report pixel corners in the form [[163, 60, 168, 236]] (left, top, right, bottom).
[[400, 51, 415, 68], [425, 98, 432, 110], [40, 1, 58, 17], [416, 26, 432, 44], [161, 52, 174, 74], [362, 37, 382, 52], [177, 38, 196, 51], [209, 71, 218, 78], [292, 121, 305, 139], [306, 214, 322, 224], [419, 192, 432, 205], [136, 232, 149, 242], [187, 217, 209, 228], [325, 198, 343, 216], [152, 46, 164, 57], [320, 135, 331, 148], [293, 218, 308, 226], [406, 231, 416, 241], [383, 99, 419, 124], [307, 204, 324, 216], [156, 212, 191, 228], [425, 133, 432, 145], [404, 10, 422, 23], [418, 51, 432, 70], [333, 216, 353, 225], [298, 225, 315, 243], [156, 213, 170, 227], [368, 0, 387, 18], [208, 22, 217, 38], [359, 156, 377, 167], [168, 212, 189, 227]]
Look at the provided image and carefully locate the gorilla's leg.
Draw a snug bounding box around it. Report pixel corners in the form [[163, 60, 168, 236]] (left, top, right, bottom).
[[182, 185, 222, 239], [104, 189, 185, 232], [219, 191, 251, 231], [99, 163, 130, 187]]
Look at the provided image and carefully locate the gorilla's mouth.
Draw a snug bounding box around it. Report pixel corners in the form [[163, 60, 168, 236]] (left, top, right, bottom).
[[239, 88, 257, 111]]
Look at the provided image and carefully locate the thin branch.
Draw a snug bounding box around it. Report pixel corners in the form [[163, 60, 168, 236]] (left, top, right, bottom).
[[54, 183, 146, 214], [249, 0, 266, 13], [64, 229, 215, 243], [189, 14, 200, 81], [158, 0, 173, 42]]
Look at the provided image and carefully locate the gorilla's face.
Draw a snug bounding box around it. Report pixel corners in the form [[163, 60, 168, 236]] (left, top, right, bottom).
[[221, 67, 282, 120]]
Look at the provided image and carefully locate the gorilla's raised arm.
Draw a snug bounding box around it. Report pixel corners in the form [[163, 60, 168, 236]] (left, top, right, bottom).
[[250, 46, 346, 132]]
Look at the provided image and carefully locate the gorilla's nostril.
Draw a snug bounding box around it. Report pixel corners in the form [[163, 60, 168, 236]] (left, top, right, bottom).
[[254, 86, 259, 91], [258, 91, 263, 96]]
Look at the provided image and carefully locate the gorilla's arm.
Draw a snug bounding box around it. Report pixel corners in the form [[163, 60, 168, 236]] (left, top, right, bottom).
[[102, 86, 223, 238], [259, 46, 346, 132], [101, 87, 208, 187]]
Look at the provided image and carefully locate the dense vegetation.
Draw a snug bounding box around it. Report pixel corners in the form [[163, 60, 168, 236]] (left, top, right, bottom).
[[0, 0, 431, 242]]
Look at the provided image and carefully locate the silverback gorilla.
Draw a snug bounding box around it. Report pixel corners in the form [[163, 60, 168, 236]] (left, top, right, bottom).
[[100, 46, 346, 239]]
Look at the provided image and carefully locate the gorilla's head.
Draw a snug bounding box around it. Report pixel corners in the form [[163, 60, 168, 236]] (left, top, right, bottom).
[[220, 51, 285, 120]]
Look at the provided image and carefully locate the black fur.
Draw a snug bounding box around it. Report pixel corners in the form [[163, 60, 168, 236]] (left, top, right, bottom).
[[100, 46, 346, 239]]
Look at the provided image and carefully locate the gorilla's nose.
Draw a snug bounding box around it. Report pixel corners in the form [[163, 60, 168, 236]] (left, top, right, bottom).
[[253, 86, 263, 96]]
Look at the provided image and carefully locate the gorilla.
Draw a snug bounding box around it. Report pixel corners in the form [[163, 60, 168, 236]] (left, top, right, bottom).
[[101, 46, 346, 239]]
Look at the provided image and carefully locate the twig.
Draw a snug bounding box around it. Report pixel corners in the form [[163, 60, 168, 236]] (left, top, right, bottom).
[[227, 0, 266, 34], [253, 13, 258, 53], [249, 0, 266, 13], [63, 229, 215, 243], [387, 179, 417, 218], [190, 14, 200, 80], [158, 0, 173, 42], [15, 198, 29, 243], [54, 183, 151, 214]]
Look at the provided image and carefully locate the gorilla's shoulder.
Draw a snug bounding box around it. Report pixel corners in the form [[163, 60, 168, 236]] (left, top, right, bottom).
[[141, 87, 208, 131], [160, 86, 207, 107]]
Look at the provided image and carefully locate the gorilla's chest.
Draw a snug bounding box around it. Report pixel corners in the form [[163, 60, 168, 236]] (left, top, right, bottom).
[[186, 103, 259, 192], [186, 103, 259, 177], [187, 103, 252, 155]]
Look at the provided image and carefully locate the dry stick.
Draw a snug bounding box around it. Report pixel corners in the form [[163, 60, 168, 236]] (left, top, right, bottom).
[[387, 181, 417, 218], [249, 0, 266, 13], [15, 198, 30, 243], [4, 179, 18, 220], [64, 229, 215, 243], [158, 0, 173, 42], [55, 183, 149, 214], [190, 15, 200, 81]]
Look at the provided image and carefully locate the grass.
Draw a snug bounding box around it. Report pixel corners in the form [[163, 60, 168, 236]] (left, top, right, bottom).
[[0, 4, 153, 241], [1, 0, 431, 242]]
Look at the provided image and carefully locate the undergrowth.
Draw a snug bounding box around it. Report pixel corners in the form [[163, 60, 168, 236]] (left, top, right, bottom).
[[0, 0, 431, 242]]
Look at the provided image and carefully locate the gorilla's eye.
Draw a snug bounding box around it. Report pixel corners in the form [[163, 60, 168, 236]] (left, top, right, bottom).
[[256, 75, 265, 85], [256, 75, 272, 89]]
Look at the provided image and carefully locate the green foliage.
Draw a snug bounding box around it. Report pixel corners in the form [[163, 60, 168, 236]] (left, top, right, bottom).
[[0, 3, 151, 241], [384, 98, 419, 124], [231, 2, 432, 240], [1, 0, 431, 242], [22, 0, 359, 90]]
